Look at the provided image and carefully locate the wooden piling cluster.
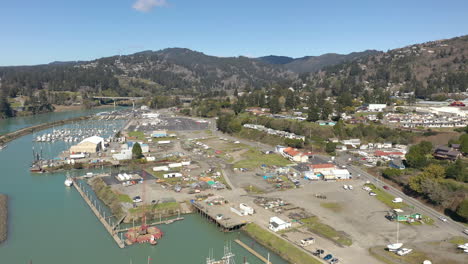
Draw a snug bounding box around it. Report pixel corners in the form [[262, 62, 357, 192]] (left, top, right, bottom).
[[72, 178, 125, 248]]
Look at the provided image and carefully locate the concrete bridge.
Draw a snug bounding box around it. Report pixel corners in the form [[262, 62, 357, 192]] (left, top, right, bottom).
[[93, 96, 144, 109]]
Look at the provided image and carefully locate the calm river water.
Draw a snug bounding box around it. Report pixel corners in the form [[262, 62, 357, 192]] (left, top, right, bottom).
[[0, 109, 287, 264]]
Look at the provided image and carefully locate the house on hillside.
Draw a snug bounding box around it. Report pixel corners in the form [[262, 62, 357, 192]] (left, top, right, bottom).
[[433, 146, 462, 161], [375, 150, 405, 159], [389, 159, 406, 170], [316, 120, 336, 126]]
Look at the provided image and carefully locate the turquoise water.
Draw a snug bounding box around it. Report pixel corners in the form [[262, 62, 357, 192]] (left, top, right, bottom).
[[0, 110, 287, 264]]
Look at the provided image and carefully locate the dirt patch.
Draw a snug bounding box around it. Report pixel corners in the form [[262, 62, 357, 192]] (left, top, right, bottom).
[[370, 239, 467, 264], [230, 149, 249, 162], [0, 194, 7, 244], [413, 131, 461, 146]]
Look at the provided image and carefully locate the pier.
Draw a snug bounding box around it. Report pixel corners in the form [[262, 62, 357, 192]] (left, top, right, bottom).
[[72, 178, 125, 248], [235, 239, 272, 264], [115, 217, 184, 232], [192, 202, 247, 232]]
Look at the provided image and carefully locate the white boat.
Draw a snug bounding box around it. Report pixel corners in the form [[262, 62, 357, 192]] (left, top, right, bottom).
[[387, 220, 403, 251], [0, 144, 6, 150], [64, 177, 73, 187], [396, 248, 412, 256], [387, 243, 403, 251]]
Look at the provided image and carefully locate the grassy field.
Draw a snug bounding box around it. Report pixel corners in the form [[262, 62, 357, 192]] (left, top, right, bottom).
[[242, 184, 265, 194], [145, 169, 185, 185], [129, 202, 180, 214], [117, 193, 133, 203], [233, 149, 291, 169], [364, 183, 408, 209], [449, 236, 468, 244], [243, 223, 321, 264], [320, 202, 343, 213], [127, 131, 146, 141], [301, 216, 352, 246], [369, 246, 432, 264]]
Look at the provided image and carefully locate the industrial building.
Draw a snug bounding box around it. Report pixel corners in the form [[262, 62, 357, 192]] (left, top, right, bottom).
[[69, 136, 105, 154], [269, 216, 291, 232]]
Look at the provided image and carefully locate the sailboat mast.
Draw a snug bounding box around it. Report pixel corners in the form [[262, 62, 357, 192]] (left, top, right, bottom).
[[396, 220, 399, 243]]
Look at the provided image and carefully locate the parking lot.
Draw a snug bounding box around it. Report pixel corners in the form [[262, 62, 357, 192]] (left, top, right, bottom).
[[129, 116, 210, 132]]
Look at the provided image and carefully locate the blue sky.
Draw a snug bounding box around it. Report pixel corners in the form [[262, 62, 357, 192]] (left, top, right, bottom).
[[1, 0, 467, 66]]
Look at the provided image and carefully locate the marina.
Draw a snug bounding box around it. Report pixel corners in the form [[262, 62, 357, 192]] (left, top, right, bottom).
[[0, 109, 287, 264]]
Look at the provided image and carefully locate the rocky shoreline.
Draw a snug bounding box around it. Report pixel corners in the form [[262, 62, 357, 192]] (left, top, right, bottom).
[[0, 194, 7, 244]]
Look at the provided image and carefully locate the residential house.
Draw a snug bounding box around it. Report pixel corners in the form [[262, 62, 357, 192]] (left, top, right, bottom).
[[433, 146, 462, 161], [389, 159, 406, 170], [282, 147, 309, 163]]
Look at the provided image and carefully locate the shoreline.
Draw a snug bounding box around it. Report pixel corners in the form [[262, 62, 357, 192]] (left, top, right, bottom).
[[0, 115, 92, 144], [53, 104, 111, 113], [0, 194, 7, 244]]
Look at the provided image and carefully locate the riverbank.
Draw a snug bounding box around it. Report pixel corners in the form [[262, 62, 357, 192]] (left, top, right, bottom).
[[243, 223, 321, 264], [0, 194, 7, 244], [53, 104, 111, 112], [0, 115, 91, 144]]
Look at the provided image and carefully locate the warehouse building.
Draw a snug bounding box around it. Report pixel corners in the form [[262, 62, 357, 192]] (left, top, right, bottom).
[[70, 136, 105, 154]]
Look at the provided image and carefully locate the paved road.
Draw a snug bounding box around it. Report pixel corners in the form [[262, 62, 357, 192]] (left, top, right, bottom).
[[333, 153, 467, 236]]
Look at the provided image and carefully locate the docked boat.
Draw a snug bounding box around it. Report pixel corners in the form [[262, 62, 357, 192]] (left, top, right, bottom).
[[64, 177, 73, 187], [29, 164, 42, 173], [0, 144, 6, 150]]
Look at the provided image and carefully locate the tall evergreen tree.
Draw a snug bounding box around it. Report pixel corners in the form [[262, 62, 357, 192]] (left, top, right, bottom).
[[269, 96, 281, 114]]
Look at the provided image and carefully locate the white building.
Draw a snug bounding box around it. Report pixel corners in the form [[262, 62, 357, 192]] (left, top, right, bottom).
[[269, 217, 291, 232], [163, 172, 183, 178], [112, 149, 132, 161], [368, 104, 387, 112], [153, 166, 169, 172]]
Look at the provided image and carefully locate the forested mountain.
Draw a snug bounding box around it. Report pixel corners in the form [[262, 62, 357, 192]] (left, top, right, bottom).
[[306, 35, 468, 99], [258, 50, 381, 73], [0, 48, 297, 98], [0, 34, 467, 108], [257, 55, 295, 65]]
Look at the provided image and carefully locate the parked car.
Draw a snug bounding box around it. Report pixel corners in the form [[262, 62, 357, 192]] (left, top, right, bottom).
[[313, 249, 324, 256], [438, 216, 448, 222], [392, 197, 403, 203], [369, 192, 377, 196], [464, 229, 468, 235], [348, 185, 353, 190], [330, 258, 339, 264], [383, 185, 389, 190], [323, 254, 333, 260], [132, 196, 142, 203]]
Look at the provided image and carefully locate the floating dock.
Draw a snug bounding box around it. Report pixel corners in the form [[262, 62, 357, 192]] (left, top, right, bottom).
[[192, 202, 247, 232], [115, 217, 184, 233], [72, 178, 125, 248], [235, 239, 272, 264]]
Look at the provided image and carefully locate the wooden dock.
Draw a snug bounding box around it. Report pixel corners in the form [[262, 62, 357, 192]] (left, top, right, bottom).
[[234, 239, 271, 264], [115, 217, 184, 232], [192, 202, 247, 232], [72, 179, 125, 248]]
